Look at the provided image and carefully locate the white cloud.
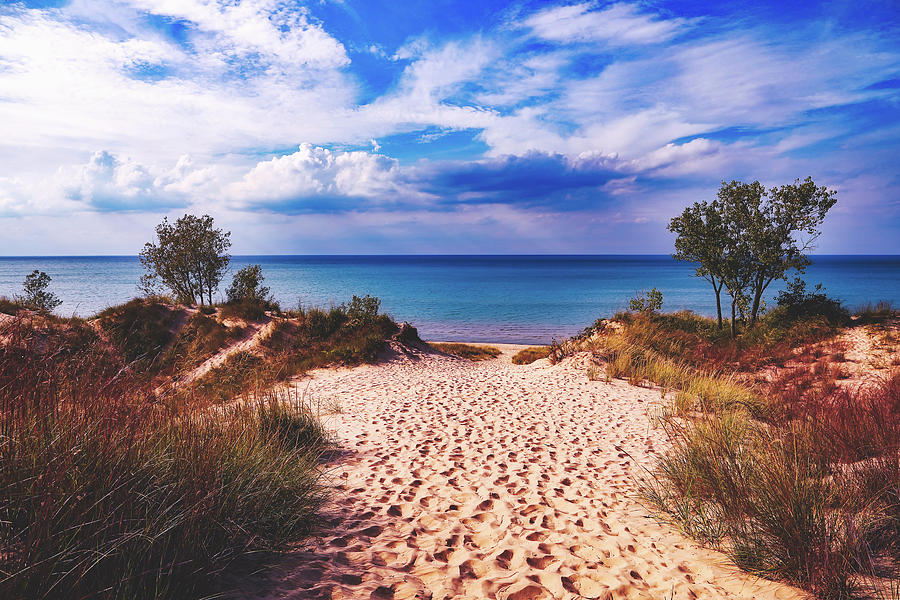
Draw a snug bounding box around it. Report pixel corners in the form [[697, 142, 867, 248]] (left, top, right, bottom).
[[523, 2, 691, 46], [0, 3, 359, 164], [121, 0, 349, 70], [229, 144, 426, 208]]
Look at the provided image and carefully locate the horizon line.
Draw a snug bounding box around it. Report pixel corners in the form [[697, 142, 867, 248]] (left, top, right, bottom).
[[0, 253, 898, 259]]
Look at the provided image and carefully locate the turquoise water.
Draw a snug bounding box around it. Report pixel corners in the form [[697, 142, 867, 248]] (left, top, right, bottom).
[[0, 255, 897, 344]]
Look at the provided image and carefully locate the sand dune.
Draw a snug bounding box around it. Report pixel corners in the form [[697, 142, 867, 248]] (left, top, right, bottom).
[[231, 344, 804, 600]]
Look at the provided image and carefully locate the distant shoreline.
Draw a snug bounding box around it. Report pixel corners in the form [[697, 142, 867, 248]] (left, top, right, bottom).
[[3, 255, 899, 342], [1, 253, 898, 258]]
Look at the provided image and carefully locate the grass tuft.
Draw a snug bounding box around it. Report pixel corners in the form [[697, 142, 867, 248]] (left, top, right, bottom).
[[511, 346, 551, 364], [430, 342, 502, 361]]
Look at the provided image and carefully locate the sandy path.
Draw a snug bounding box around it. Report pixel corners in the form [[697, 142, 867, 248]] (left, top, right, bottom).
[[154, 318, 276, 397], [232, 345, 803, 600]]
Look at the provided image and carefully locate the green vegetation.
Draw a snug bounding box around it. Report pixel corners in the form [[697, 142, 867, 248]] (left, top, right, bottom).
[[629, 185, 899, 597], [856, 300, 896, 325], [0, 290, 404, 599], [430, 342, 502, 361], [140, 214, 231, 305], [643, 372, 900, 599], [19, 269, 62, 312], [222, 264, 279, 320], [770, 278, 850, 328], [227, 264, 271, 304], [0, 315, 330, 600], [192, 296, 399, 403], [511, 346, 551, 364], [669, 177, 837, 336], [628, 287, 663, 313], [559, 304, 899, 597]]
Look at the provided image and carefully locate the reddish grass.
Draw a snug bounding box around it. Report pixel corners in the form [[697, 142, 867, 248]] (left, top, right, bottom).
[[0, 312, 329, 600]]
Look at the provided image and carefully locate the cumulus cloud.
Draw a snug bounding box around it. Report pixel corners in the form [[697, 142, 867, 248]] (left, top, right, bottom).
[[0, 2, 358, 163], [229, 144, 429, 212], [63, 151, 224, 211]]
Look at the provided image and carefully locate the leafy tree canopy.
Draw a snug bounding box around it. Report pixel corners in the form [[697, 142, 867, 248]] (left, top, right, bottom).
[[139, 214, 231, 306], [226, 265, 271, 305], [20, 270, 62, 312], [669, 177, 836, 336]]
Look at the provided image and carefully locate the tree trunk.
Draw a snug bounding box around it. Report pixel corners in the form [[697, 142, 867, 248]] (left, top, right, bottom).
[[730, 298, 737, 338], [196, 264, 205, 306], [714, 285, 723, 329], [750, 285, 763, 327]]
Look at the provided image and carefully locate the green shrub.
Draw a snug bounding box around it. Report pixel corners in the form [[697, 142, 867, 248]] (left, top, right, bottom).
[[344, 294, 381, 327], [223, 265, 278, 320], [226, 264, 270, 303], [629, 287, 663, 313], [771, 278, 850, 327]]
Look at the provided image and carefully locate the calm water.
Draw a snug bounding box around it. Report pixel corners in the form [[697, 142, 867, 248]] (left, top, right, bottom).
[[0, 255, 897, 344]]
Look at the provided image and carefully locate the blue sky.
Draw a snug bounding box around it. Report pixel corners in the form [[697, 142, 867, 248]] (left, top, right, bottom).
[[0, 0, 897, 254]]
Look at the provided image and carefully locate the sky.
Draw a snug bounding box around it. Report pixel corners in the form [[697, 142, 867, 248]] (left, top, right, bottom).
[[0, 0, 898, 255]]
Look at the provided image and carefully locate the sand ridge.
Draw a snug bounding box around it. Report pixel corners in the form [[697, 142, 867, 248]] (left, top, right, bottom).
[[231, 344, 804, 600]]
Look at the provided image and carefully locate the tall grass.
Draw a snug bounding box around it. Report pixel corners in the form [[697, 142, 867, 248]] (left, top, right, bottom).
[[0, 296, 24, 315], [588, 311, 900, 598], [644, 374, 900, 598], [584, 319, 766, 417], [855, 301, 896, 325], [0, 314, 330, 599]]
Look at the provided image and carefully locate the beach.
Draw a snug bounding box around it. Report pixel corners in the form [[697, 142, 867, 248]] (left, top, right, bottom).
[[231, 343, 804, 600]]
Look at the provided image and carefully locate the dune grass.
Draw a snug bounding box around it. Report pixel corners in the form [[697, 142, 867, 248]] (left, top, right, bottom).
[[0, 299, 378, 599], [855, 300, 896, 325], [643, 374, 900, 598], [430, 342, 502, 361], [0, 295, 24, 315], [569, 311, 900, 597], [190, 301, 400, 403], [511, 346, 550, 364]]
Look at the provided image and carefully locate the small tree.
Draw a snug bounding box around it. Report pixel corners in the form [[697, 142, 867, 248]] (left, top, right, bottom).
[[629, 288, 663, 313], [226, 265, 271, 304], [20, 270, 62, 312], [344, 294, 381, 327], [719, 178, 836, 326], [669, 200, 728, 328], [139, 214, 231, 305], [669, 177, 836, 336]]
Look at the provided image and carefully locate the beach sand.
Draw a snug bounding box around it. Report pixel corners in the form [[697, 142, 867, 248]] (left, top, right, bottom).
[[232, 343, 804, 600]]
